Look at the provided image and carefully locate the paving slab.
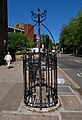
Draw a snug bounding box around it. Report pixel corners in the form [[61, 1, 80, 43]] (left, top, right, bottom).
[[58, 86, 74, 94], [60, 95, 82, 111], [0, 82, 15, 101], [0, 113, 59, 120], [61, 112, 82, 120], [0, 83, 23, 113], [0, 61, 23, 83]]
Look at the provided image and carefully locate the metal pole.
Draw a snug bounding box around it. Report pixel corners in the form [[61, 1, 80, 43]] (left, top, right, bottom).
[[23, 59, 27, 103], [38, 8, 40, 52], [37, 8, 42, 110]]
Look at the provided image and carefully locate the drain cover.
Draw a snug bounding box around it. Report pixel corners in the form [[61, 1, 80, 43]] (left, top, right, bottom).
[[58, 86, 73, 94]]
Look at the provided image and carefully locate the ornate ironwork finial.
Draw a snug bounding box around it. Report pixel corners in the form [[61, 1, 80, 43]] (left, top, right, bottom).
[[31, 8, 47, 23], [31, 8, 55, 46]]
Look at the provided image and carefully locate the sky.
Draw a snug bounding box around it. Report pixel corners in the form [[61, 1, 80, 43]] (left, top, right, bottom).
[[8, 0, 82, 43]]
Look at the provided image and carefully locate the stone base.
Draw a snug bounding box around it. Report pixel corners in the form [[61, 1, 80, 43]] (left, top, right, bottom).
[[18, 97, 60, 113]]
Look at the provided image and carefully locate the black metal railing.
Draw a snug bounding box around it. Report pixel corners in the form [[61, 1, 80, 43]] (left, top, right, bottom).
[[23, 52, 58, 110]]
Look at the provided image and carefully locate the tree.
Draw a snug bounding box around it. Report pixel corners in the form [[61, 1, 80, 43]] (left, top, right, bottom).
[[59, 10, 82, 54], [8, 32, 36, 51], [8, 32, 27, 50]]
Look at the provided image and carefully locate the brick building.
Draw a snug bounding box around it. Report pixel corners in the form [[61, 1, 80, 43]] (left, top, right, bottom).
[[15, 23, 34, 42], [0, 0, 8, 65]]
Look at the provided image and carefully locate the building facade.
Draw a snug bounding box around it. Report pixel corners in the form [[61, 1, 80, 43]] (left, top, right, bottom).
[[0, 0, 8, 65], [15, 23, 34, 42]]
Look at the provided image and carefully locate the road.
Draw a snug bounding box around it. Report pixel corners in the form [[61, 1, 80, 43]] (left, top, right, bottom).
[[57, 54, 82, 90]]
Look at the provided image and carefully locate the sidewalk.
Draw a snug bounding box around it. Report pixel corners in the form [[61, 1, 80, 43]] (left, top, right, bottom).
[[0, 60, 82, 120]]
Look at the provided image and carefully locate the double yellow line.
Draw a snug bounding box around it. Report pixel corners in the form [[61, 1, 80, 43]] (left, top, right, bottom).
[[58, 66, 80, 89]]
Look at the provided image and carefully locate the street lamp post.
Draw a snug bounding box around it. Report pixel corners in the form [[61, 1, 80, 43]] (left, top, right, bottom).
[[23, 8, 58, 110], [31, 8, 47, 110]]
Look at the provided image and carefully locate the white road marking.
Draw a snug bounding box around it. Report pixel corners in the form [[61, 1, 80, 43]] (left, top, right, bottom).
[[69, 59, 82, 63], [77, 71, 82, 77], [58, 66, 80, 89], [77, 73, 81, 77]]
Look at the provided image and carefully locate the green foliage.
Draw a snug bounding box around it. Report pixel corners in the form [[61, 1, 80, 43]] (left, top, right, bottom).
[[59, 10, 82, 53], [15, 49, 32, 55], [8, 32, 36, 50], [8, 32, 27, 50], [15, 50, 23, 55]]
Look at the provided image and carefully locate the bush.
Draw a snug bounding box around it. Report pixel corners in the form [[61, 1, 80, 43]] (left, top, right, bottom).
[[15, 51, 22, 55], [15, 50, 32, 55]]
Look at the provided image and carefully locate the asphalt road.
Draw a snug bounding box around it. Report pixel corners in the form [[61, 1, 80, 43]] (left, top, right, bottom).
[[57, 54, 82, 90]]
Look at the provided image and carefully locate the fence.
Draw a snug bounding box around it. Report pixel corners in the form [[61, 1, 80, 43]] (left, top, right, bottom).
[[23, 52, 58, 110]]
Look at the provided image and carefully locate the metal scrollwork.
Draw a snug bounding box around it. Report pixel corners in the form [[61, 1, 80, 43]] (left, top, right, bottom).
[[31, 11, 38, 22], [40, 13, 47, 22], [31, 8, 55, 46], [31, 9, 47, 23]]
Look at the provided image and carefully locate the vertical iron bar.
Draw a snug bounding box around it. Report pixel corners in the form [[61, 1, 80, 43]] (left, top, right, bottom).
[[51, 55, 53, 95], [23, 59, 27, 103], [33, 53, 36, 91], [54, 56, 56, 98], [53, 55, 58, 104], [29, 58, 30, 90], [48, 53, 50, 105], [30, 55, 32, 95], [46, 54, 48, 92], [39, 53, 42, 110], [55, 57, 58, 103]]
